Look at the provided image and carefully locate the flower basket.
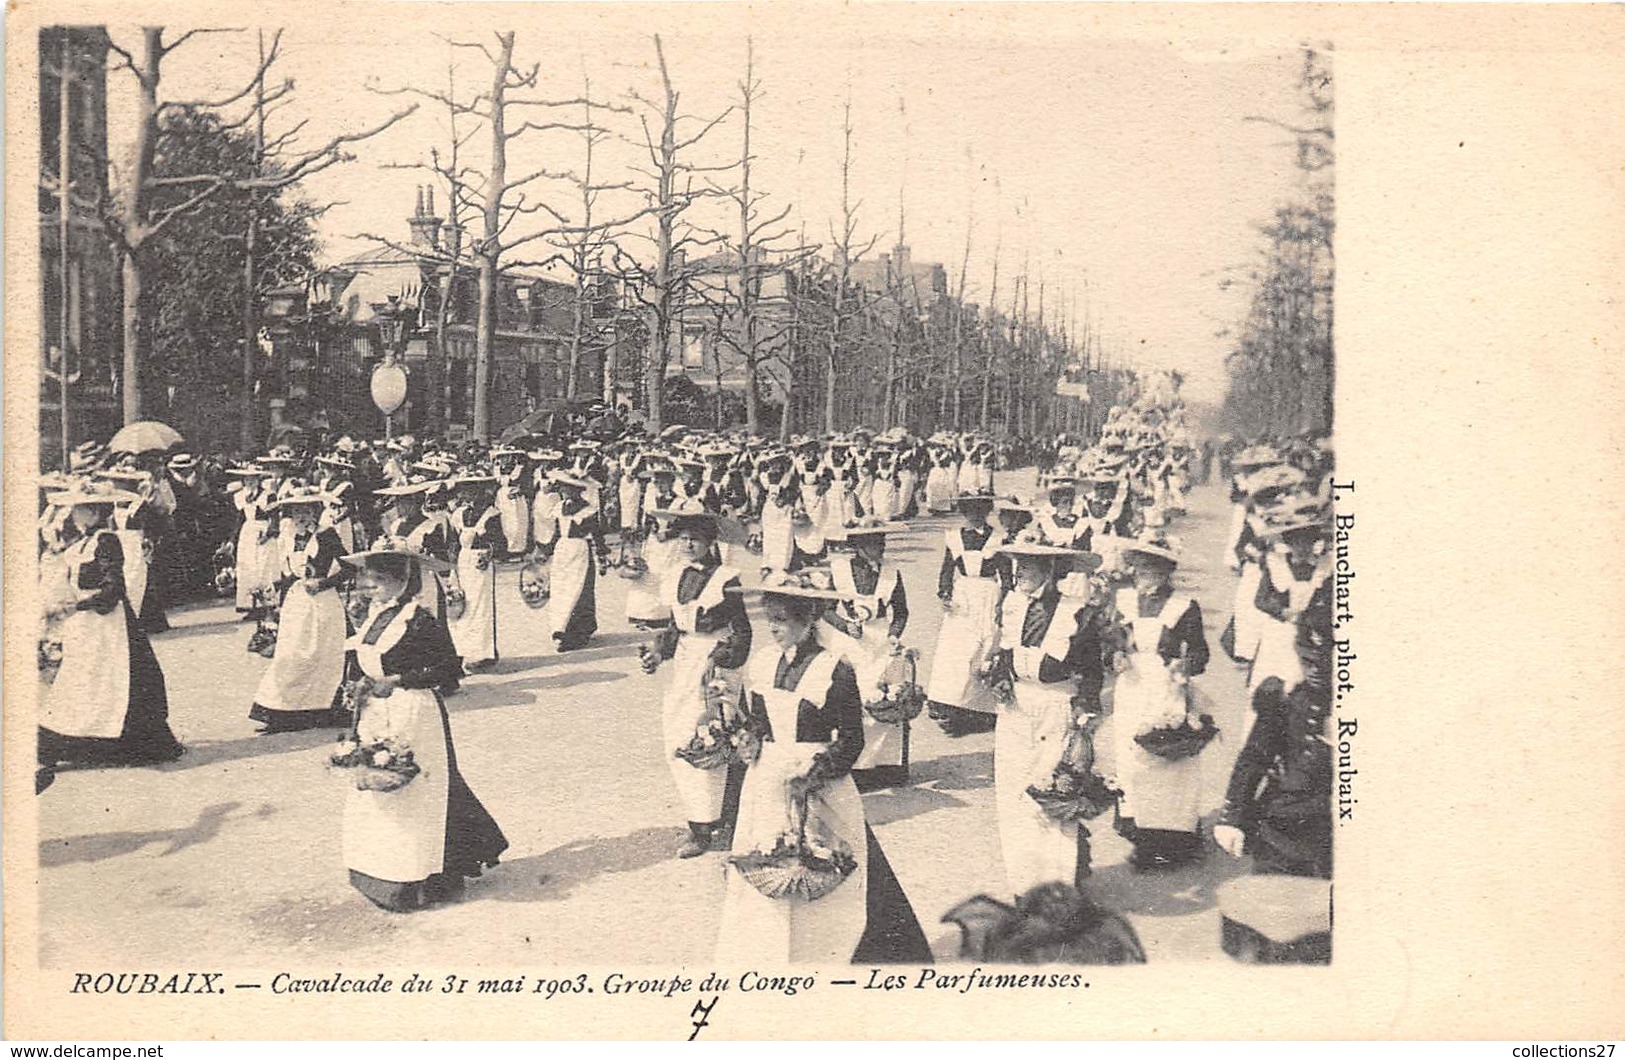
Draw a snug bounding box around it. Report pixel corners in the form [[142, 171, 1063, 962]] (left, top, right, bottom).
[[330, 737, 420, 792], [213, 567, 236, 597], [518, 560, 550, 609], [1134, 713, 1219, 761], [730, 796, 857, 902], [38, 637, 64, 684], [675, 673, 760, 769], [1027, 767, 1121, 823], [864, 650, 925, 723], [444, 585, 467, 621], [617, 556, 649, 580], [247, 622, 279, 659]]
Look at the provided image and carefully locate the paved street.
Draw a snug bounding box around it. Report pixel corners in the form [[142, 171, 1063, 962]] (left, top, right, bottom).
[[36, 470, 1256, 968]]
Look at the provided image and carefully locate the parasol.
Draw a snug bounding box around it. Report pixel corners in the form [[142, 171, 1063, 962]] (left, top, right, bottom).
[[107, 420, 183, 454]]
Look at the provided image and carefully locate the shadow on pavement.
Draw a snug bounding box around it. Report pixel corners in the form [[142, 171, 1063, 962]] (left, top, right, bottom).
[[39, 800, 273, 866], [1083, 846, 1250, 918], [154, 727, 341, 771], [862, 784, 970, 827], [481, 826, 685, 903], [451, 669, 630, 712], [904, 749, 995, 792], [488, 631, 649, 675]]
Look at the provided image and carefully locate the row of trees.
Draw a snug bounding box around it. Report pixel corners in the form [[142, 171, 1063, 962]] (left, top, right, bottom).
[[1220, 47, 1335, 440], [46, 25, 1131, 448]]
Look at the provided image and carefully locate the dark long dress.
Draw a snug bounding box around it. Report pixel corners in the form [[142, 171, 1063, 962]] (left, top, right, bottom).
[[344, 601, 508, 912], [39, 532, 184, 767]]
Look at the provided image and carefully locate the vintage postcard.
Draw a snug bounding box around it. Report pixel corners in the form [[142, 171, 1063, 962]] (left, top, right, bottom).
[[5, 1, 1622, 1042]]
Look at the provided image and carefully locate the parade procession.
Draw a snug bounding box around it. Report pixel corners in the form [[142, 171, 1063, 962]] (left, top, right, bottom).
[[33, 401, 1337, 967], [27, 23, 1339, 974]]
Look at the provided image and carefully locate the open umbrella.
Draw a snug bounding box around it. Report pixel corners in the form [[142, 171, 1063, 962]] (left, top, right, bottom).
[[108, 420, 184, 454]]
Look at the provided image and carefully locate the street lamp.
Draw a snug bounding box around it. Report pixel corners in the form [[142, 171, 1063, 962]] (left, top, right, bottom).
[[370, 296, 410, 439]]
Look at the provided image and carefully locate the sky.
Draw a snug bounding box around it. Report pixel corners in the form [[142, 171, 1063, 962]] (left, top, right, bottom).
[[94, 6, 1317, 406]]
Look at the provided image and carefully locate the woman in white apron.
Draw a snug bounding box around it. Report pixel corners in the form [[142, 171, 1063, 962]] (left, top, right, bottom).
[[896, 442, 922, 518], [1107, 538, 1213, 871], [447, 476, 502, 672], [926, 494, 1006, 737], [757, 454, 799, 573], [544, 475, 601, 652], [39, 486, 184, 768], [338, 548, 507, 912], [228, 466, 274, 614], [492, 449, 532, 558], [923, 444, 957, 514], [626, 466, 680, 628], [1249, 516, 1332, 697], [867, 448, 900, 522], [641, 512, 752, 858], [250, 491, 349, 733], [821, 522, 912, 790], [989, 543, 1106, 897], [376, 479, 451, 623], [715, 581, 932, 965], [528, 452, 565, 557]]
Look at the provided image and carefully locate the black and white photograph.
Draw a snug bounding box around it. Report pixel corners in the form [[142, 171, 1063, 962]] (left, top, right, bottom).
[[6, 0, 1622, 1045]]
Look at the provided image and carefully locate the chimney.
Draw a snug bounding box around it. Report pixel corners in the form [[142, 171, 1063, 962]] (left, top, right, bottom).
[[407, 184, 444, 251]]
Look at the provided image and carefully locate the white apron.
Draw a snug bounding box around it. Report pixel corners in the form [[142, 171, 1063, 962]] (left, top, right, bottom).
[[617, 471, 644, 532], [547, 514, 595, 638], [827, 557, 907, 769], [715, 646, 868, 965], [1231, 561, 1265, 662], [897, 468, 920, 515], [531, 488, 561, 548], [924, 463, 955, 513], [342, 604, 451, 883], [42, 534, 131, 739], [760, 491, 798, 573], [234, 492, 268, 610], [495, 477, 531, 554], [660, 565, 741, 823], [994, 592, 1082, 896], [869, 477, 899, 521], [626, 531, 675, 625], [1106, 589, 1206, 832], [925, 528, 1003, 712], [1247, 552, 1331, 694], [450, 508, 500, 666], [253, 533, 347, 712]]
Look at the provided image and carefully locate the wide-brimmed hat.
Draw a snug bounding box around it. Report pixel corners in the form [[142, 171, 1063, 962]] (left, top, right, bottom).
[[338, 547, 452, 575], [1120, 537, 1180, 567], [168, 452, 199, 472], [756, 567, 847, 604], [546, 471, 594, 491], [1231, 445, 1282, 470], [659, 425, 688, 442], [1241, 464, 1307, 497], [375, 477, 441, 497], [225, 464, 271, 478], [270, 488, 335, 511], [315, 454, 355, 470], [826, 519, 910, 543], [453, 472, 499, 487], [47, 483, 142, 508], [93, 467, 148, 484], [997, 538, 1100, 565], [951, 492, 998, 509]]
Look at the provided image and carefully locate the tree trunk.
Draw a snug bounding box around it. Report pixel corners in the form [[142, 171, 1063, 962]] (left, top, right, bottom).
[[240, 208, 258, 450], [121, 249, 144, 424], [473, 32, 515, 440]]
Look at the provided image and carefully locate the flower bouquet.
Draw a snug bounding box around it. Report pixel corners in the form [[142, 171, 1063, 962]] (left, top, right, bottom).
[[1027, 721, 1121, 822], [1133, 711, 1219, 761], [38, 635, 64, 684], [617, 554, 649, 580], [444, 584, 467, 622], [675, 671, 761, 770], [730, 788, 858, 902], [330, 735, 421, 792], [247, 592, 279, 658], [517, 559, 550, 609], [864, 649, 926, 724]]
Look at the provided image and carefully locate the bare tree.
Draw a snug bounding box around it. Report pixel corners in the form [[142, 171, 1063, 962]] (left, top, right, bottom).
[[609, 34, 735, 432], [819, 95, 879, 433], [43, 27, 411, 425]]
